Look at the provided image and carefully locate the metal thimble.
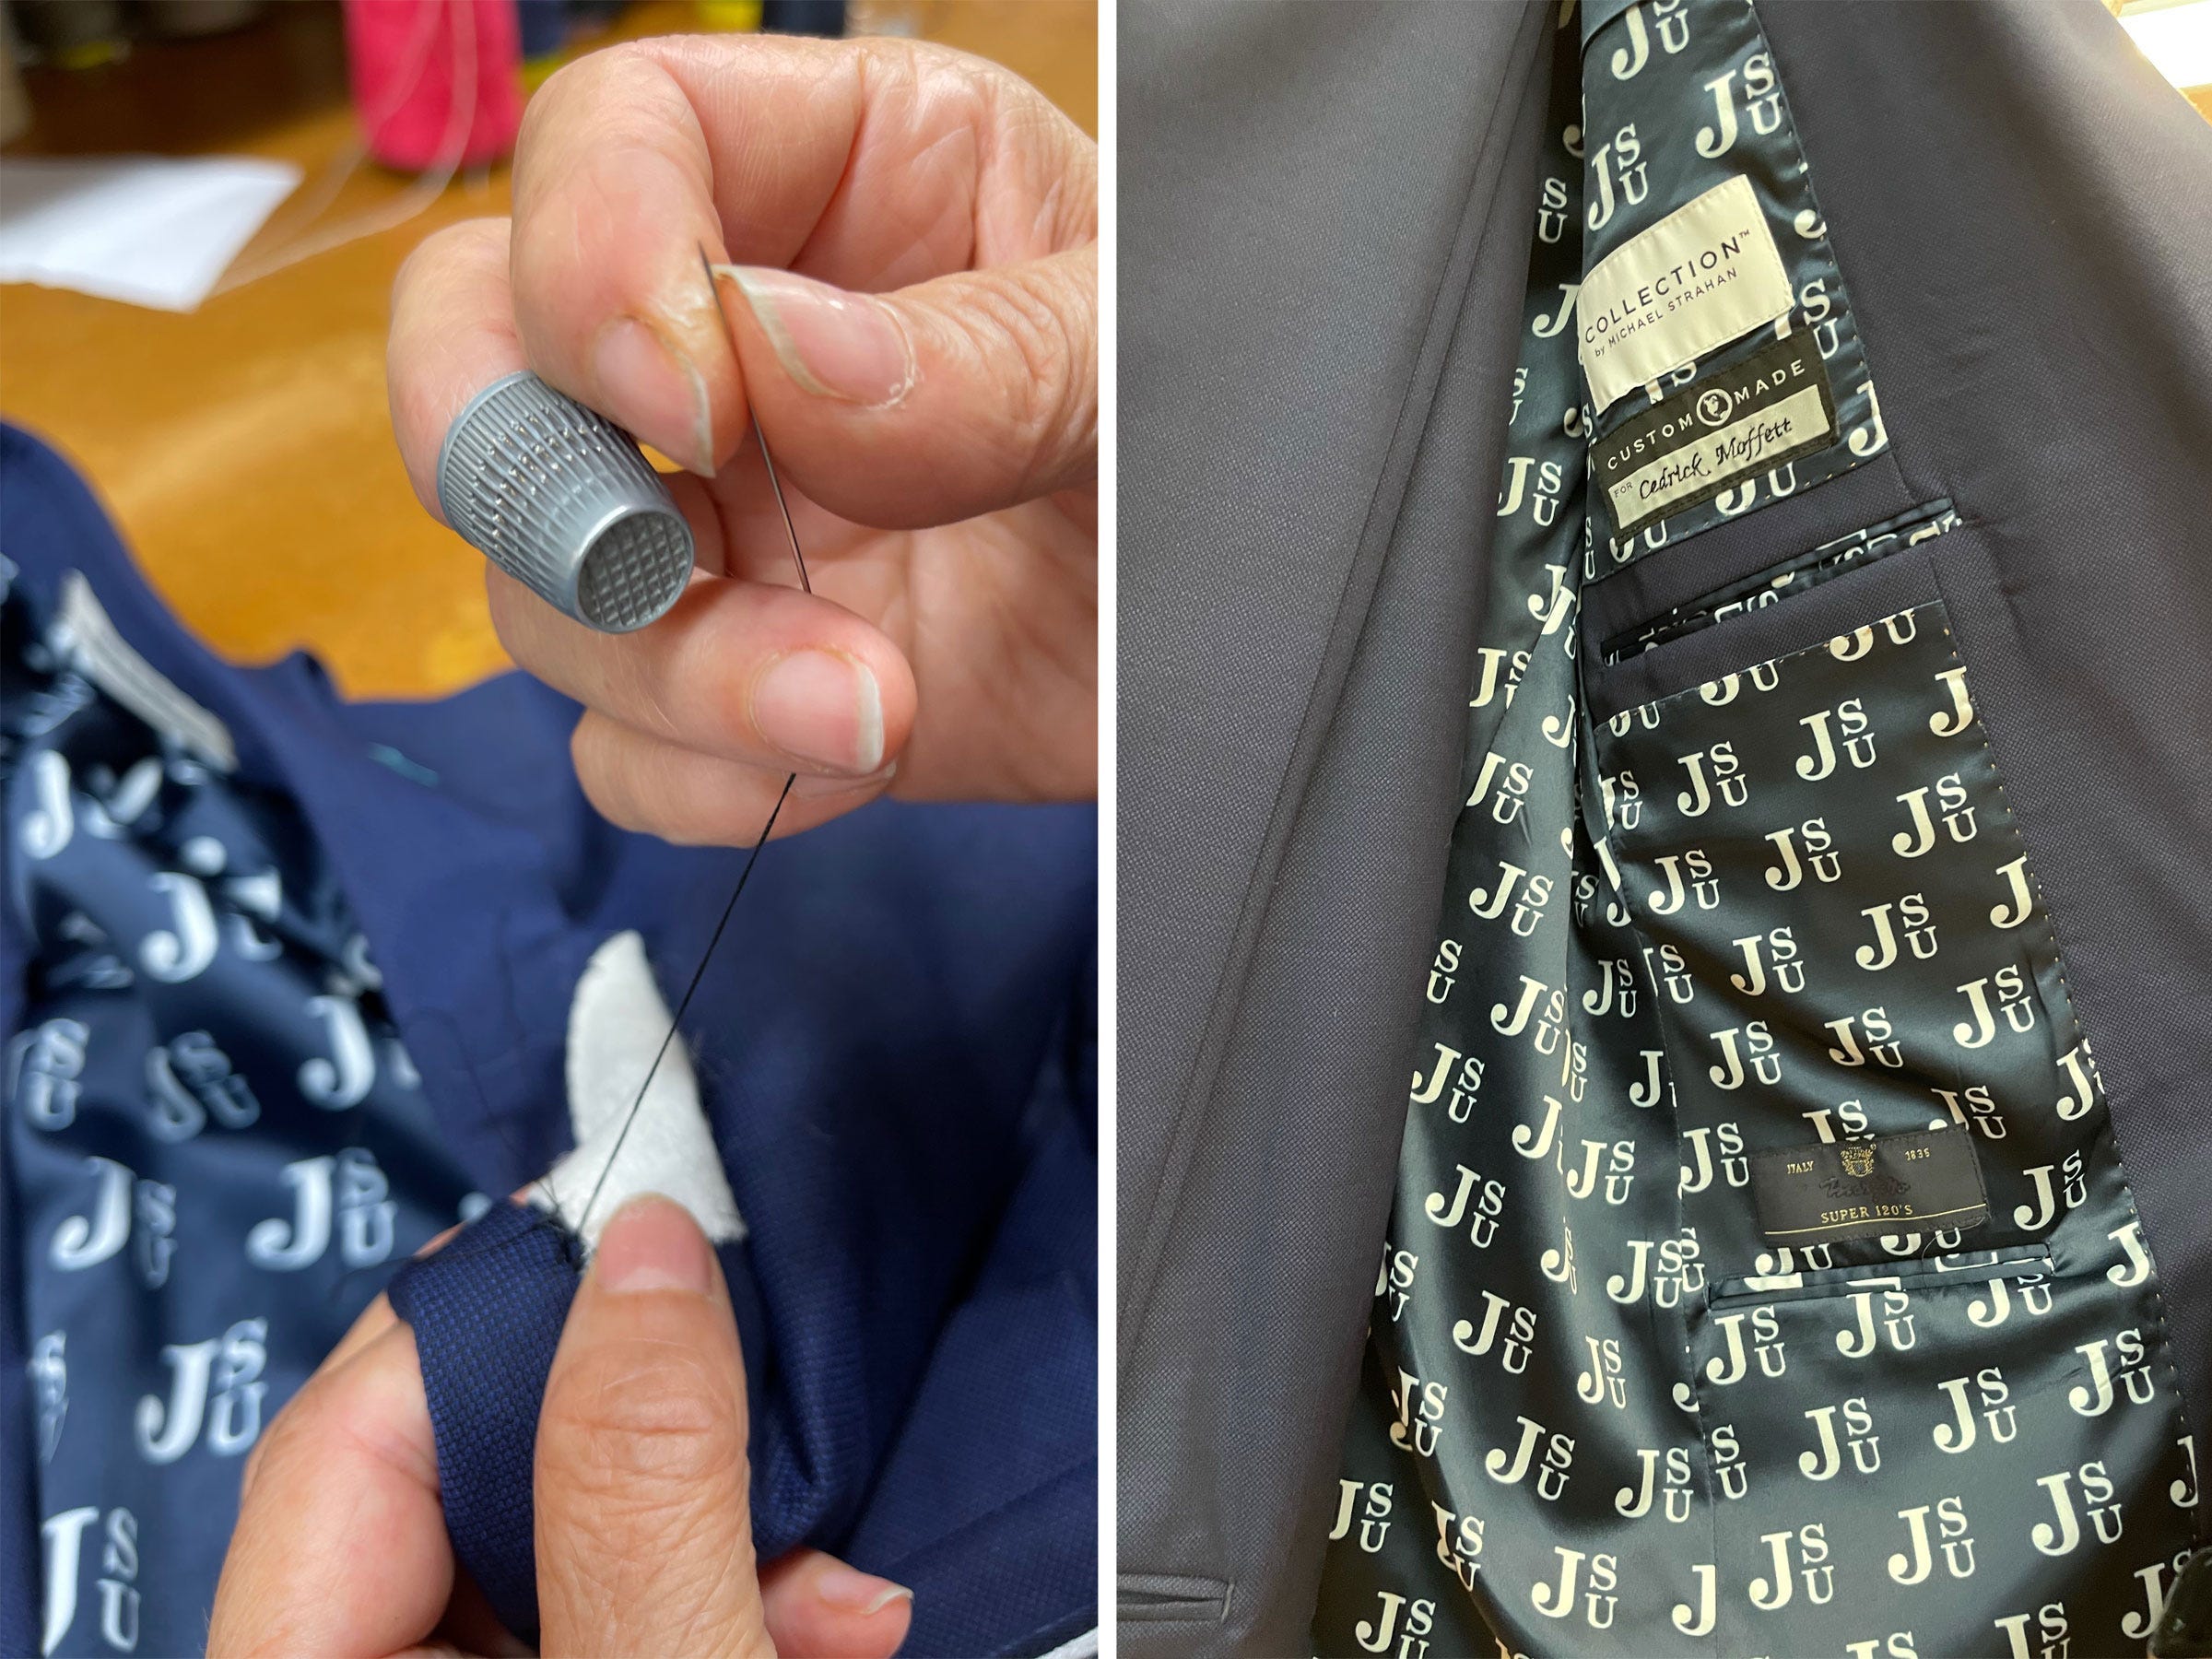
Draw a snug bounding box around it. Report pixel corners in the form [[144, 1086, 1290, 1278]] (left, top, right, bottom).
[[435, 371, 695, 633]]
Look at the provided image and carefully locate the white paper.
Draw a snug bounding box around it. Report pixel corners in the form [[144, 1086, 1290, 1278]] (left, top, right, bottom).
[[0, 154, 300, 312]]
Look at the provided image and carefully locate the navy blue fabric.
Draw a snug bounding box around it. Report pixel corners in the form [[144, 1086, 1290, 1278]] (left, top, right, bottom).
[[1, 424, 1098, 1657], [386, 1204, 575, 1644]]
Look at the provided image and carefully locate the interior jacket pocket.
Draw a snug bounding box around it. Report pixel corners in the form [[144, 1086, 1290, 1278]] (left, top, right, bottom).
[[1588, 535, 2115, 1281]]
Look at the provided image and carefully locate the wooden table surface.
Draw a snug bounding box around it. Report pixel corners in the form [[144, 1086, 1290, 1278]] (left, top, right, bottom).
[[0, 0, 1097, 698]]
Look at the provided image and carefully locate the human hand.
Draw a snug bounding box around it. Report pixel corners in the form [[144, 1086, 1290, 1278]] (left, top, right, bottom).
[[208, 1195, 912, 1657], [387, 34, 1097, 843]]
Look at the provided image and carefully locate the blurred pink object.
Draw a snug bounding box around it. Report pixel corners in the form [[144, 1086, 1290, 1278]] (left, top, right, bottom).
[[344, 0, 523, 172]]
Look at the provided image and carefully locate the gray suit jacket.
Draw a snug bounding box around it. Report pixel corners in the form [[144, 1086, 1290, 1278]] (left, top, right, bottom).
[[1119, 3, 2212, 1651]]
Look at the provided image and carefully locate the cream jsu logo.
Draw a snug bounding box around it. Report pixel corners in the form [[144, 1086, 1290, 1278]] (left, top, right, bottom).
[[1934, 1368, 2018, 1453], [1800, 1396, 1881, 1480], [2031, 1462, 2123, 1557], [1892, 773, 1978, 859], [1531, 1546, 1618, 1629], [1606, 0, 1690, 84], [1751, 1523, 1833, 1611], [1696, 49, 1782, 159], [1586, 123, 1649, 232], [1887, 1497, 1975, 1585], [1764, 818, 1842, 890], [1707, 1305, 1786, 1384], [1795, 697, 1877, 780], [1327, 1478, 1394, 1555], [1673, 741, 1747, 817], [1424, 1164, 1505, 1248], [1856, 894, 1936, 971], [1452, 1289, 1537, 1375], [1408, 1041, 1483, 1121], [1617, 1445, 1695, 1523]]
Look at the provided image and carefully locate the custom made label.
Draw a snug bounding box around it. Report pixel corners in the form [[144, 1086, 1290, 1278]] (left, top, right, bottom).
[[1577, 174, 1794, 414], [1747, 1129, 1988, 1245], [1593, 332, 1836, 536]]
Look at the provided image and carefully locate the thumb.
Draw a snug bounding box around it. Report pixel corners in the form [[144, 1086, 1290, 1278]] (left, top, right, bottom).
[[715, 248, 1098, 530], [534, 1194, 768, 1658]]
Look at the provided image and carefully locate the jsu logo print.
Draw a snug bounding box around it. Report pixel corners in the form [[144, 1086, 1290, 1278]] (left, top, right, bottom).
[[1765, 818, 1842, 889], [1452, 1290, 1537, 1375], [1532, 1546, 1618, 1630], [1617, 1445, 1695, 1522], [1430, 1503, 1483, 1592], [1388, 1371, 1450, 1457], [1408, 1041, 1483, 1120], [11, 1017, 89, 1130], [1892, 772, 1978, 860], [1468, 859, 1554, 935], [1329, 1479, 1396, 1556], [1377, 1245, 1418, 1323], [1951, 966, 2036, 1051], [1696, 50, 1781, 158], [1706, 1019, 1782, 1090], [1706, 1305, 1786, 1384], [145, 1030, 259, 1141], [2068, 1329, 2156, 1418], [1586, 122, 1648, 231], [1800, 1395, 1881, 1481], [2031, 1462, 2123, 1558], [1795, 698, 1877, 780], [247, 1148, 398, 1271], [49, 1157, 175, 1288], [1354, 1590, 1436, 1659], [1751, 1523, 1833, 1611], [1855, 894, 1936, 971], [135, 1317, 268, 1465], [1729, 927, 1806, 997], [1887, 1497, 1975, 1585], [1934, 1367, 2018, 1453], [1425, 1164, 1505, 1248], [1674, 741, 1747, 817], [41, 1507, 139, 1655]]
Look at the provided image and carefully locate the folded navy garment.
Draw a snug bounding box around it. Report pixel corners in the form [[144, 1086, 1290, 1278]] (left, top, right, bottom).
[[0, 425, 1098, 1658]]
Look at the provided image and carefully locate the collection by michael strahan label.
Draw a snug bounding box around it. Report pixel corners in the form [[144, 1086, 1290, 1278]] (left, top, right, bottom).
[[1747, 1129, 1988, 1246], [1593, 332, 1837, 537], [1576, 174, 1794, 414]]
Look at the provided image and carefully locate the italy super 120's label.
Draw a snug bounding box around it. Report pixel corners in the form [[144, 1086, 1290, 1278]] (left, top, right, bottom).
[[1592, 331, 1837, 538], [1747, 1128, 1988, 1246]]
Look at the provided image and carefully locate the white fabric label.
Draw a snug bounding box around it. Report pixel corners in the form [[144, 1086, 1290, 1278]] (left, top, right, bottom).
[[1603, 382, 1831, 526], [1576, 175, 1794, 414]]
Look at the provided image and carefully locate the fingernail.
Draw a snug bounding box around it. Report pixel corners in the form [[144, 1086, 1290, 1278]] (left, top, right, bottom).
[[591, 316, 715, 476], [814, 1562, 914, 1618], [751, 649, 885, 774], [593, 1194, 714, 1295], [793, 760, 897, 801], [725, 265, 916, 407]]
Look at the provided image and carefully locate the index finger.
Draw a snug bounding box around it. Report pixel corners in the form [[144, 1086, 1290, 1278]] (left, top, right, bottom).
[[207, 1322, 452, 1658], [389, 32, 1090, 487]]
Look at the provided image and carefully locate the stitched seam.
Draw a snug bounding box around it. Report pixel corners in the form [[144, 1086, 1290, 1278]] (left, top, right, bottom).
[[1934, 612, 2200, 1532]]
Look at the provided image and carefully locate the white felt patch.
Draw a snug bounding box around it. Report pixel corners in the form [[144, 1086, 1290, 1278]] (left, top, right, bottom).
[[530, 930, 745, 1253]]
